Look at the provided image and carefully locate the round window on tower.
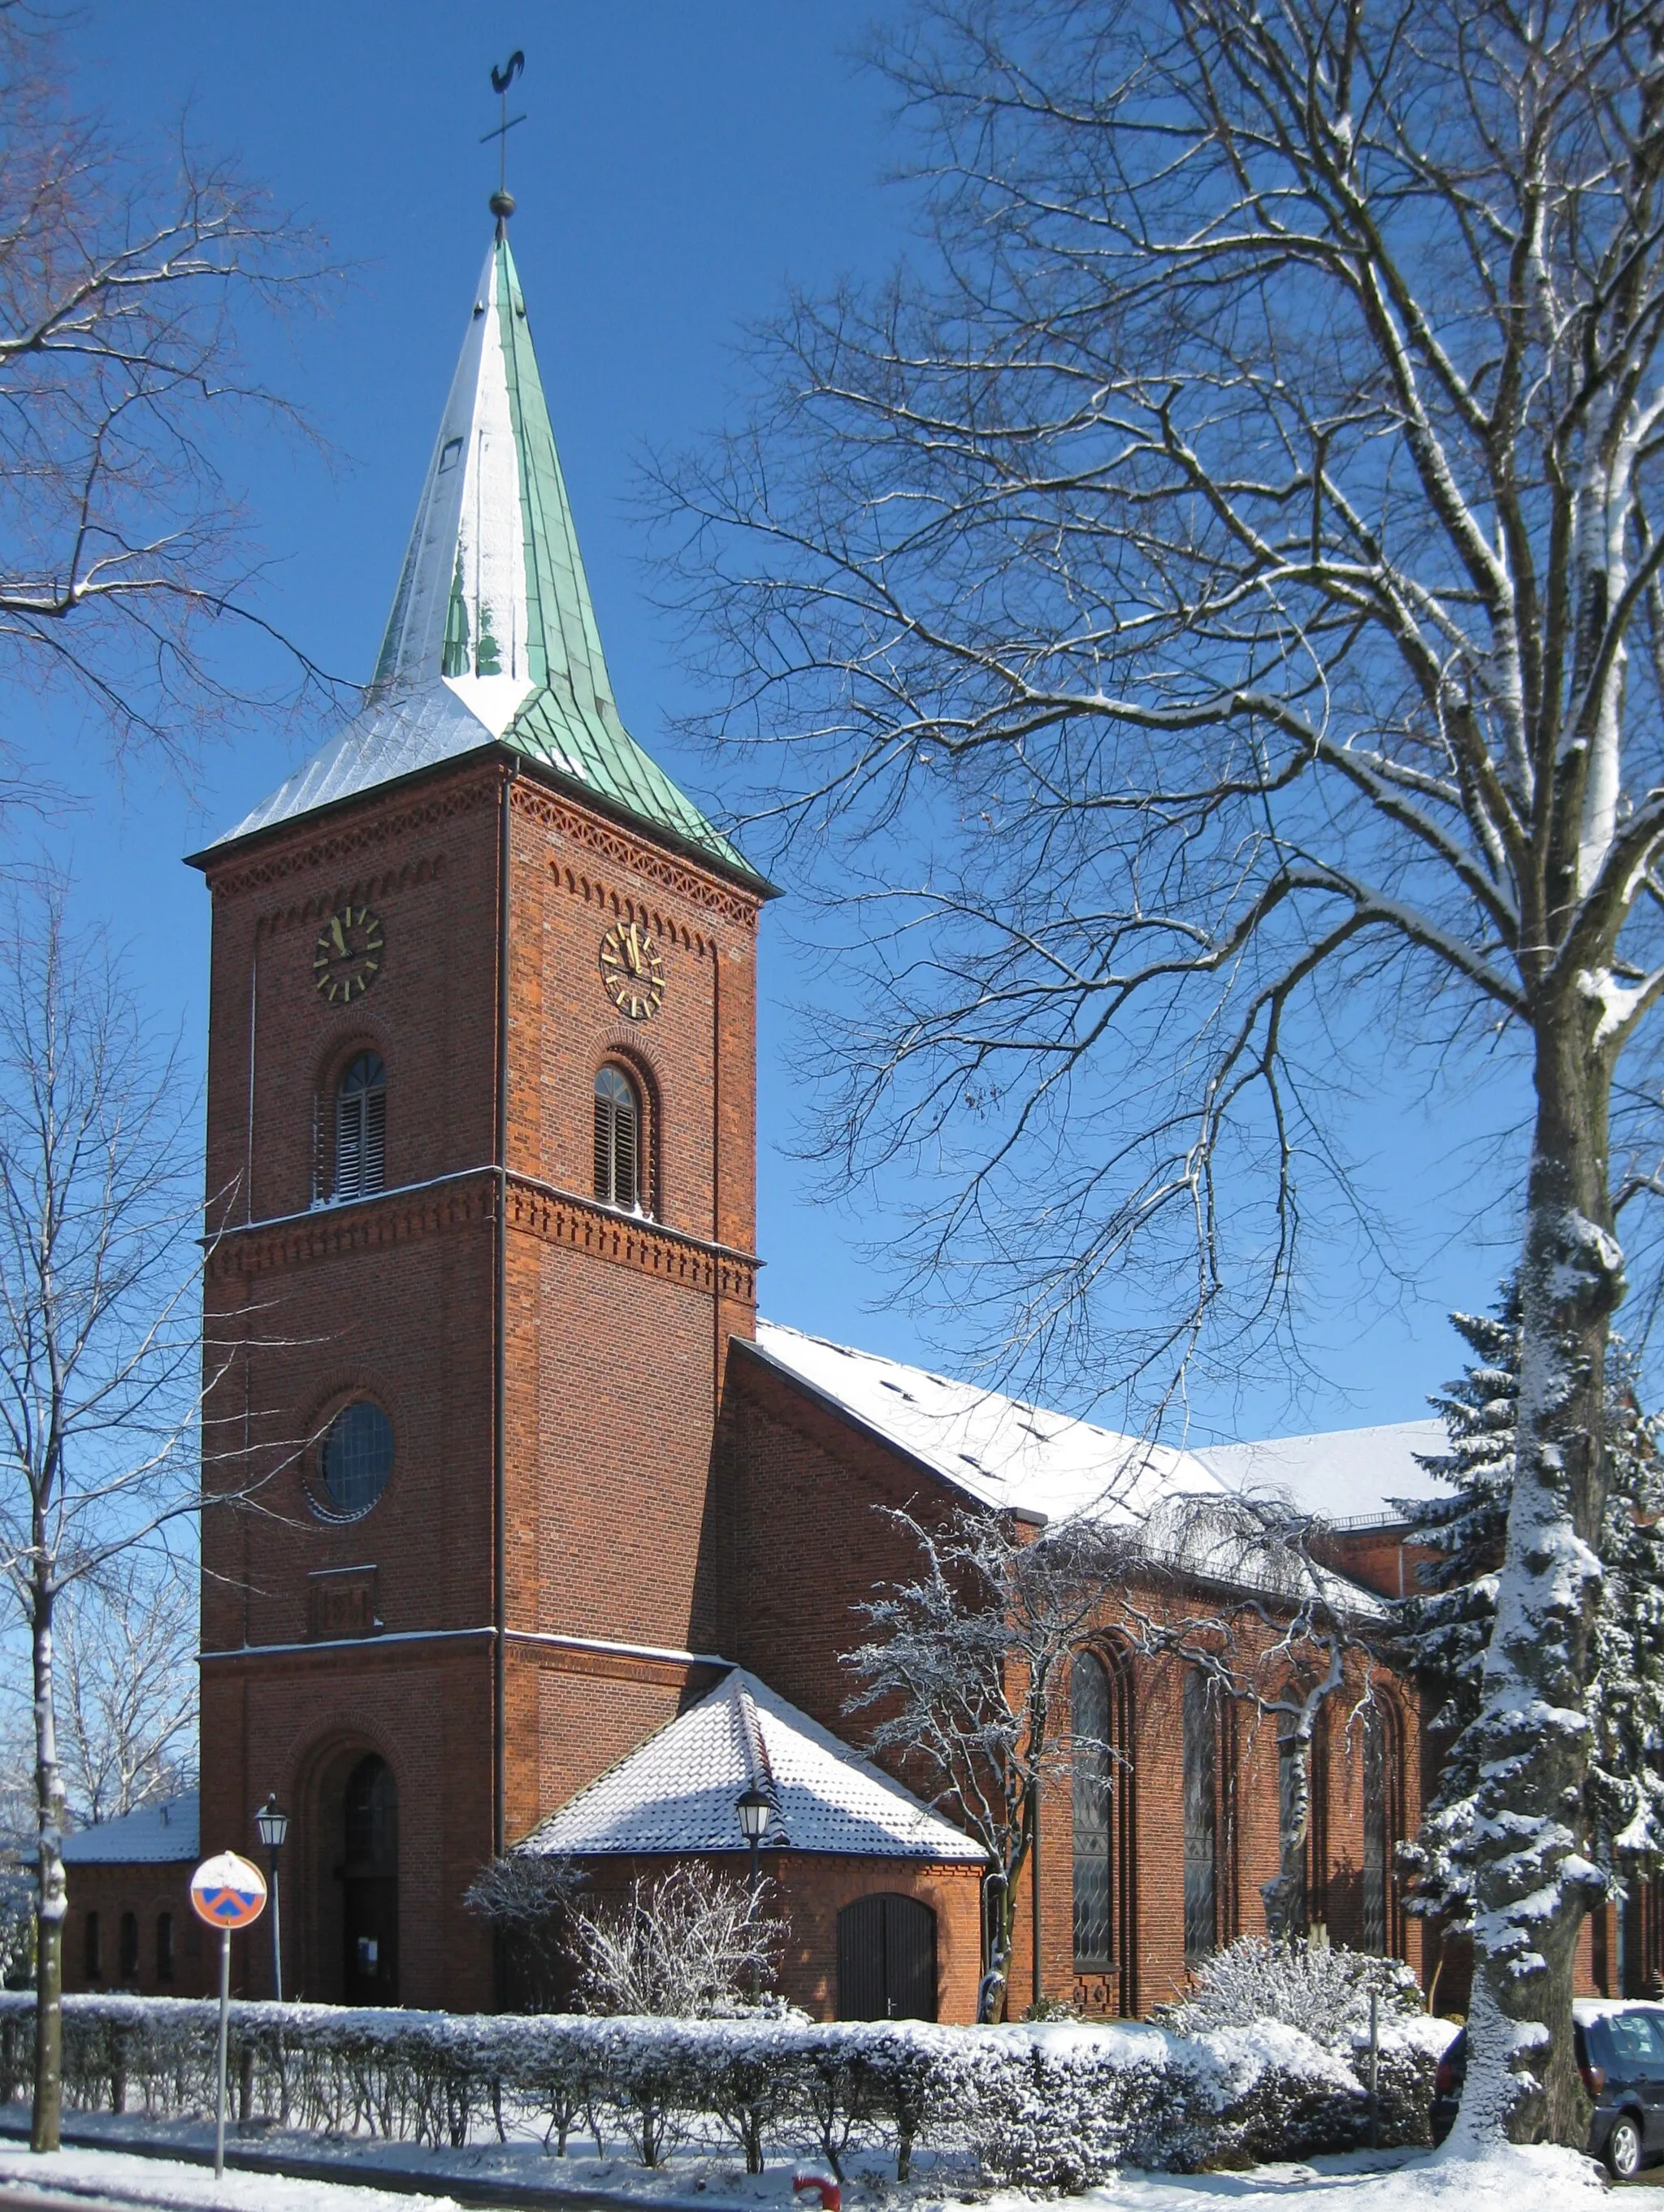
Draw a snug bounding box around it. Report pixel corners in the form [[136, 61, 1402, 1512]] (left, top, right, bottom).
[[313, 1400, 394, 1520]]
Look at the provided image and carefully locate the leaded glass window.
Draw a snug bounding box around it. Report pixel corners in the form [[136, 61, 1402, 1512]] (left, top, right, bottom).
[[1183, 1668, 1218, 1961], [1072, 1650, 1112, 1969], [320, 1400, 394, 1517], [1363, 1704, 1395, 1954]]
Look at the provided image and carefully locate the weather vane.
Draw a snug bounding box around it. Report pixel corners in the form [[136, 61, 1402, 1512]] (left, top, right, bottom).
[[482, 51, 526, 231]]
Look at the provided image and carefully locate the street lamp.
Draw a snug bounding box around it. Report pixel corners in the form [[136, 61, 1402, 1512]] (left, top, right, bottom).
[[736, 1783, 772, 1896], [735, 1785, 772, 2000], [254, 1795, 289, 2003]]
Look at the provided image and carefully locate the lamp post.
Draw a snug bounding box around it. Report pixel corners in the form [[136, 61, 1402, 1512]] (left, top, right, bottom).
[[735, 1785, 772, 1999], [254, 1794, 289, 2003]]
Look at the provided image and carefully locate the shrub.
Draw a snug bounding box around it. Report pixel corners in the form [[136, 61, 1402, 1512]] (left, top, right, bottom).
[[0, 1986, 1433, 2183]]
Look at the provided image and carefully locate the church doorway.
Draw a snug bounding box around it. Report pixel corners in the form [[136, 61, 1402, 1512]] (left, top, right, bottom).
[[836, 1893, 937, 2020], [340, 1754, 398, 2006]]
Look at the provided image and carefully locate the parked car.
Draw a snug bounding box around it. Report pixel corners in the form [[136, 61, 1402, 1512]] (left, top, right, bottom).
[[1432, 2002, 1664, 2179]]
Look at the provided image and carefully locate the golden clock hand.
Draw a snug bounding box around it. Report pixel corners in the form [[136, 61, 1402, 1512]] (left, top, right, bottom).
[[331, 916, 348, 956]]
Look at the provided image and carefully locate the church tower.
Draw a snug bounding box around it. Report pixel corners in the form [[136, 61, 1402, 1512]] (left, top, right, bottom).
[[188, 213, 769, 2010]]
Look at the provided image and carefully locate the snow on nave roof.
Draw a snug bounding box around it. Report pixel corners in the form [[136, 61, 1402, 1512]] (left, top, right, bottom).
[[752, 1321, 1440, 1534]]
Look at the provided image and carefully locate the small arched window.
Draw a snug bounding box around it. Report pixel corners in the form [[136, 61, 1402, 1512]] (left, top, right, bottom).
[[334, 1052, 386, 1202], [84, 1910, 101, 1981], [594, 1065, 643, 1212], [156, 1911, 174, 1983], [118, 1909, 139, 1982]]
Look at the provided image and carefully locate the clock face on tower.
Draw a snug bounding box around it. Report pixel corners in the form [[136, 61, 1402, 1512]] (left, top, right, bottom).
[[314, 906, 385, 1004], [599, 922, 665, 1021]]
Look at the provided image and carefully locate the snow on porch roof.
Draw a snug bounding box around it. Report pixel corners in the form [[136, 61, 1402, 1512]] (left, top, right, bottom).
[[517, 1669, 982, 1863], [748, 1321, 1231, 1528], [62, 1791, 198, 1865]]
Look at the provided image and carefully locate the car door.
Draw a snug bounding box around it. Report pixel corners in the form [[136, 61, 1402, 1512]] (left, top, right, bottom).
[[1606, 2009, 1664, 2149]]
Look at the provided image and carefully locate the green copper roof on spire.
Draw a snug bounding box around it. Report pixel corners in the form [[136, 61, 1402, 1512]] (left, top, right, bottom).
[[209, 225, 762, 889]]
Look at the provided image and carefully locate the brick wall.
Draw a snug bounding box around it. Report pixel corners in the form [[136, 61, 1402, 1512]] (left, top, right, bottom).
[[713, 1339, 1426, 2018], [188, 753, 762, 2011]]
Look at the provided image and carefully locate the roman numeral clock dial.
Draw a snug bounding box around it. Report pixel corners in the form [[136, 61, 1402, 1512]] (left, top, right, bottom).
[[314, 906, 384, 1004], [599, 922, 665, 1021]]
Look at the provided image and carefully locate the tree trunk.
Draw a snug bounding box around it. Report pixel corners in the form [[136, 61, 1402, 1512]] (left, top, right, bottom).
[[1463, 1006, 1620, 2145], [31, 1580, 64, 2154], [1263, 1728, 1310, 1942]]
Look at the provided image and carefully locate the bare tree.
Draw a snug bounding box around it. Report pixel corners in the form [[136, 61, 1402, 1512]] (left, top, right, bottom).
[[843, 1503, 1128, 2020], [661, 0, 1664, 2141], [463, 1851, 584, 2008], [0, 887, 238, 2151], [0, 8, 338, 794], [566, 1861, 787, 2019], [53, 1549, 195, 1828]]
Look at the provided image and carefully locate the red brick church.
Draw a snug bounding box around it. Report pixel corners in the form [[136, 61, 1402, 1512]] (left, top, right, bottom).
[[63, 205, 1583, 2023]]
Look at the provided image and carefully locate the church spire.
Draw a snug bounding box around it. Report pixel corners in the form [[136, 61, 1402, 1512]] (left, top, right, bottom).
[[206, 223, 760, 886]]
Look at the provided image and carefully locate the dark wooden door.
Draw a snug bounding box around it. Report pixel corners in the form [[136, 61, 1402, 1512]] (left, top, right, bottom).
[[837, 1893, 937, 2021], [340, 1753, 399, 2006]]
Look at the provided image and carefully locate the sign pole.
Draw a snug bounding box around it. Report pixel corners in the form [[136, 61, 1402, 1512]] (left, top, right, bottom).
[[214, 1926, 231, 2179], [188, 1848, 268, 2184]]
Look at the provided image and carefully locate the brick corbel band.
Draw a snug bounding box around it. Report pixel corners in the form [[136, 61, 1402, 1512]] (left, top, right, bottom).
[[206, 1169, 760, 1306]]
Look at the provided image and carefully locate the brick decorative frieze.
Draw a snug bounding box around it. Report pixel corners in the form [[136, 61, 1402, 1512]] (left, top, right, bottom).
[[205, 773, 503, 900], [207, 1169, 758, 1303], [502, 1176, 759, 1303], [514, 778, 762, 930]]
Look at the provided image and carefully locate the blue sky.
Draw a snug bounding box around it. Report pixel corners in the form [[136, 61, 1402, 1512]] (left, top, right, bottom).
[[46, 1, 1515, 1444]]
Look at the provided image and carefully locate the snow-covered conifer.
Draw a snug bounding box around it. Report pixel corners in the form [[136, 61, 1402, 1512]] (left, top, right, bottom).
[[1397, 1285, 1664, 1931]]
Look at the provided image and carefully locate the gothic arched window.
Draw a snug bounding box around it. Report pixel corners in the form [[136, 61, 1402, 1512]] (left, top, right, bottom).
[[594, 1065, 643, 1211], [334, 1052, 386, 1202], [1362, 1702, 1401, 1955], [1183, 1667, 1220, 1962], [1072, 1650, 1112, 1970], [1072, 1645, 1135, 2002]]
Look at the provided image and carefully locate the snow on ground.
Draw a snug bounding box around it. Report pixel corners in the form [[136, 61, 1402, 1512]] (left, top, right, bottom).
[[0, 2115, 1610, 2212]]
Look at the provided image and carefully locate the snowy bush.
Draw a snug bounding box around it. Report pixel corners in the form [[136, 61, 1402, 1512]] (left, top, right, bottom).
[[1155, 1937, 1449, 2146], [567, 1863, 788, 2019], [0, 1987, 1432, 2182]]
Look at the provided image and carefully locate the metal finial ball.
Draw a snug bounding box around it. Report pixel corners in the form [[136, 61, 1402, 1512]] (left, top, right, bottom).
[[490, 189, 516, 221]]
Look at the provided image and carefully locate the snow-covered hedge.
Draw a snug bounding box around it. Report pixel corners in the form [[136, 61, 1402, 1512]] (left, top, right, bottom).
[[0, 1993, 1446, 2185]]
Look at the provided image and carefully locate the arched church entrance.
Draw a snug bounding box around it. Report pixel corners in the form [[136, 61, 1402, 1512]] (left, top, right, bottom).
[[340, 1753, 399, 2005], [836, 1893, 937, 2020]]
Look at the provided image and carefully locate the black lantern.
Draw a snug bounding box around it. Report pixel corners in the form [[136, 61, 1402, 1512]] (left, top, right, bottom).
[[255, 1795, 289, 1852], [735, 1785, 772, 1846], [254, 1794, 288, 2002]]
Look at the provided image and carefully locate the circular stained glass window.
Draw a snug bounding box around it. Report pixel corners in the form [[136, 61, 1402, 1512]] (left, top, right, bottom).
[[319, 1400, 393, 1517]]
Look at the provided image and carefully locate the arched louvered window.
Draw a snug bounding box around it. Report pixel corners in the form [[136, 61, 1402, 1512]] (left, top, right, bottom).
[[594, 1065, 642, 1211], [334, 1053, 386, 1202]]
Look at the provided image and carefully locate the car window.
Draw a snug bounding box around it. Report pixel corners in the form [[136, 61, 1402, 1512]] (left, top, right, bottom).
[[1606, 2011, 1664, 2067]]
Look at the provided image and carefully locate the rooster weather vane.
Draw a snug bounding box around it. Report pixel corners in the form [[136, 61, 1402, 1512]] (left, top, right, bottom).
[[483, 51, 526, 229]]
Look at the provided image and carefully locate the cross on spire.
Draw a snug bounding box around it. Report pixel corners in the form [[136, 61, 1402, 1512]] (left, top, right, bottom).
[[482, 51, 526, 233]]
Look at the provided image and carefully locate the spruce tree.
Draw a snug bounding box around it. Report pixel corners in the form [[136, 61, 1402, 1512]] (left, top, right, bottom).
[[1397, 1284, 1664, 1937]]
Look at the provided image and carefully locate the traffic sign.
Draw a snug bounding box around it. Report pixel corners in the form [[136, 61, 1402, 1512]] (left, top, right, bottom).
[[189, 1851, 267, 1929]]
